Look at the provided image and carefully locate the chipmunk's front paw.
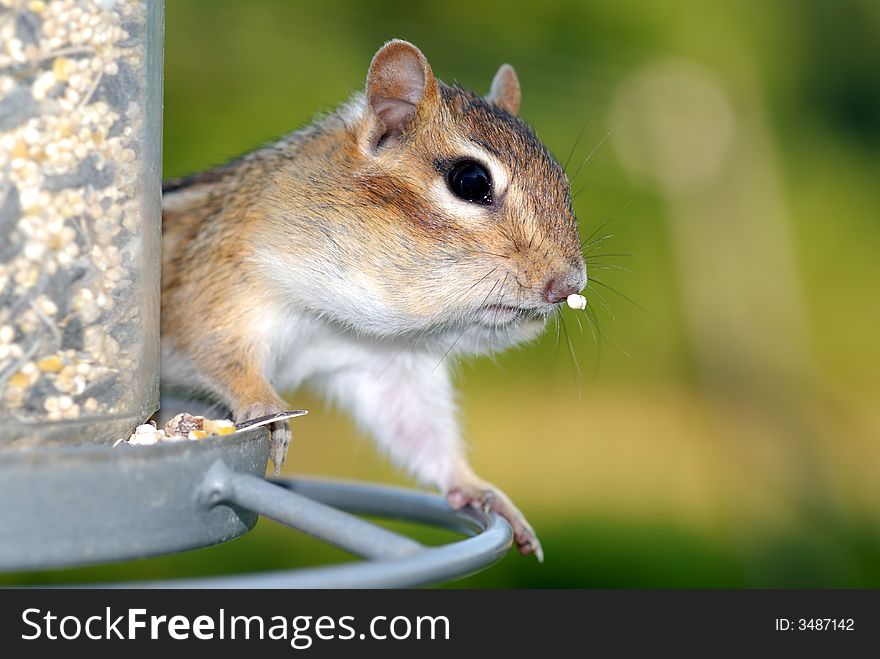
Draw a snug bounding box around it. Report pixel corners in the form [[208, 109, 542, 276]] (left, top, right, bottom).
[[237, 402, 291, 477], [447, 478, 544, 563]]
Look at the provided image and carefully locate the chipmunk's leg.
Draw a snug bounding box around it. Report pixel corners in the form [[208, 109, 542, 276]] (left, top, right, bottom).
[[162, 249, 293, 474], [314, 350, 542, 560], [171, 342, 291, 475], [229, 373, 291, 477]]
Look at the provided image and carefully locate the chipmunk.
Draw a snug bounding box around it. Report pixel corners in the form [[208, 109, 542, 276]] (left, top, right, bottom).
[[161, 40, 587, 560]]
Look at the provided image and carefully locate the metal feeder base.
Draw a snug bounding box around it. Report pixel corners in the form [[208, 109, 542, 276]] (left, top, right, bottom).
[[0, 429, 512, 587]]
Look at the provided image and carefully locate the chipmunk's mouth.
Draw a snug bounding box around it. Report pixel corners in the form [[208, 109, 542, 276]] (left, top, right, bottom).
[[478, 304, 548, 326], [484, 304, 522, 315]]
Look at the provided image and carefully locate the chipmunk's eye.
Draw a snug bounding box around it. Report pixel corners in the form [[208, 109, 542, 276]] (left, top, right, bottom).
[[447, 160, 492, 205]]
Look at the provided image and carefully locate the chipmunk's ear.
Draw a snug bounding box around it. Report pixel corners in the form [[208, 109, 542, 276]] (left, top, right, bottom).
[[487, 64, 521, 115], [366, 40, 438, 146]]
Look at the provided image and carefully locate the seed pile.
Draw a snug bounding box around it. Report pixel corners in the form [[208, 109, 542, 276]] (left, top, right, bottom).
[[0, 0, 151, 438], [116, 413, 237, 446]]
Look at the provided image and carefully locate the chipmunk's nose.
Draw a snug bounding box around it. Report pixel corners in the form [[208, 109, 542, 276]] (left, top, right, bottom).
[[543, 265, 587, 304], [543, 263, 587, 304]]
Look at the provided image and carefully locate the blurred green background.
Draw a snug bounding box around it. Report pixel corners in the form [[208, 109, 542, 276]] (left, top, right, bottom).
[[8, 0, 880, 587]]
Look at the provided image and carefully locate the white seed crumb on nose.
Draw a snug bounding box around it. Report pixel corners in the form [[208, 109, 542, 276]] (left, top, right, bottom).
[[566, 293, 587, 310]]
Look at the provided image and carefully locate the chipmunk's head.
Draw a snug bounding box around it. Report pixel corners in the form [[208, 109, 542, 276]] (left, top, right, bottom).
[[294, 40, 586, 352]]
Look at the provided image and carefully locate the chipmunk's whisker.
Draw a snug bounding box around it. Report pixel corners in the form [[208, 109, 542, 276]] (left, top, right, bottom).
[[553, 306, 563, 358], [584, 281, 616, 322], [573, 308, 586, 335], [590, 277, 655, 320], [569, 129, 612, 185], [582, 234, 615, 253], [563, 115, 592, 174], [571, 181, 591, 202], [559, 312, 582, 381], [432, 273, 502, 372], [582, 303, 604, 382], [490, 273, 511, 327], [586, 252, 633, 260], [586, 263, 634, 274], [581, 302, 599, 344]]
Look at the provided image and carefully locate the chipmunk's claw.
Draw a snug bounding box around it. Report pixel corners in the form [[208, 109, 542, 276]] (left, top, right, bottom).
[[268, 422, 291, 477], [519, 536, 544, 563], [446, 479, 542, 561], [237, 402, 292, 476]]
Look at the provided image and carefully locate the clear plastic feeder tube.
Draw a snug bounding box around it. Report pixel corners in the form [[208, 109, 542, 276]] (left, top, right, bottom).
[[0, 0, 163, 447]]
